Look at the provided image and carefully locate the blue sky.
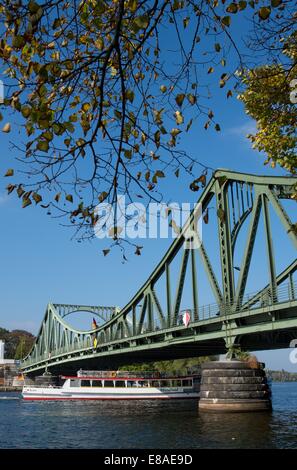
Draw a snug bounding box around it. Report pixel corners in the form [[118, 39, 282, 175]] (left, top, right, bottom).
[[0, 6, 296, 371], [1, 97, 296, 370]]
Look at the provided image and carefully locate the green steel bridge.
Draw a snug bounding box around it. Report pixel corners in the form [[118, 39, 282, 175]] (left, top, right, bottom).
[[21, 170, 297, 375]]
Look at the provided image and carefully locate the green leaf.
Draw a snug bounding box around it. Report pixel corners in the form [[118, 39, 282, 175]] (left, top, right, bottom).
[[124, 149, 132, 159], [226, 3, 238, 13], [42, 131, 53, 141], [238, 0, 247, 9], [21, 106, 31, 118], [221, 16, 231, 27], [37, 140, 49, 152], [126, 89, 135, 103], [258, 7, 271, 20], [271, 0, 282, 7], [134, 15, 149, 29], [12, 35, 26, 49]]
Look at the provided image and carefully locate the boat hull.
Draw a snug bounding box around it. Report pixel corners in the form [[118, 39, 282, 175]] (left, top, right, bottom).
[[22, 386, 199, 401]]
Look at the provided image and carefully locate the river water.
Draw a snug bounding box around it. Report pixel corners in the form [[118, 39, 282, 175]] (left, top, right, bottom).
[[1, 382, 297, 449]]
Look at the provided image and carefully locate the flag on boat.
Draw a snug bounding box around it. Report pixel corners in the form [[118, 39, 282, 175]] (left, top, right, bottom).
[[92, 317, 98, 329], [182, 310, 191, 327]]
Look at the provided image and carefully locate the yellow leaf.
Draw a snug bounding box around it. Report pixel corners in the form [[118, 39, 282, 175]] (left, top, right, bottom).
[[2, 123, 11, 133]]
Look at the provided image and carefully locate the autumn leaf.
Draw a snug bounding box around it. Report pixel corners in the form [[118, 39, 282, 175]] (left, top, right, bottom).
[[175, 94, 185, 107], [174, 111, 184, 125], [65, 194, 73, 203], [32, 192, 42, 204], [258, 7, 271, 20], [22, 197, 32, 208], [54, 192, 61, 202], [4, 169, 14, 177], [6, 184, 15, 195], [99, 191, 108, 202], [17, 186, 25, 198], [103, 249, 110, 256], [226, 3, 238, 13], [187, 94, 196, 105], [2, 123, 11, 133]]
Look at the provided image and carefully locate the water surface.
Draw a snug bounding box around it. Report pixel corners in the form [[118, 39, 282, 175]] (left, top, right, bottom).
[[1, 383, 297, 448]]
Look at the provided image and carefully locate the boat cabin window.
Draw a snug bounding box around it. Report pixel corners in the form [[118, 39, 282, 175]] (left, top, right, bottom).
[[70, 379, 80, 387], [127, 380, 137, 387], [81, 380, 91, 387], [138, 380, 149, 387], [92, 380, 102, 387], [172, 380, 181, 387], [115, 381, 125, 388], [104, 380, 114, 387], [151, 380, 160, 387], [182, 379, 192, 387], [160, 380, 171, 387]]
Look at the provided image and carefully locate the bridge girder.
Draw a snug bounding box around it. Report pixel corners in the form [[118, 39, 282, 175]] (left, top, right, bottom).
[[21, 170, 297, 374]]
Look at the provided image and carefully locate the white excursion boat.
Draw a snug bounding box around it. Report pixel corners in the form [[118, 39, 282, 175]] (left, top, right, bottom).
[[22, 370, 200, 401]]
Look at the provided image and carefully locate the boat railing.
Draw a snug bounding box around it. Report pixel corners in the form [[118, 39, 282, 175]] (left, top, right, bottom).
[[23, 384, 61, 389], [76, 370, 201, 379]]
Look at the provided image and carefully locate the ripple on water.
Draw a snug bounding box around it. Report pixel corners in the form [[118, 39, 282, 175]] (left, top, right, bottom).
[[1, 384, 297, 448]]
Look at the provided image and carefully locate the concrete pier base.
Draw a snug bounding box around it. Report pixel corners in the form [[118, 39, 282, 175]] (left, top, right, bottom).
[[198, 360, 272, 412]]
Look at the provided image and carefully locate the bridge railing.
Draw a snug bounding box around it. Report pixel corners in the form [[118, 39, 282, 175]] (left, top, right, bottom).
[[22, 279, 296, 369]]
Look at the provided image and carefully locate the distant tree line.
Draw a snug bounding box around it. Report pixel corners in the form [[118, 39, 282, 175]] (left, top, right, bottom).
[[119, 356, 218, 374], [266, 370, 297, 382], [0, 327, 35, 359]]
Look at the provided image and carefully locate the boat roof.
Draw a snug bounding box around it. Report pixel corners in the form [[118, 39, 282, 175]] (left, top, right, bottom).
[[61, 375, 199, 380]]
